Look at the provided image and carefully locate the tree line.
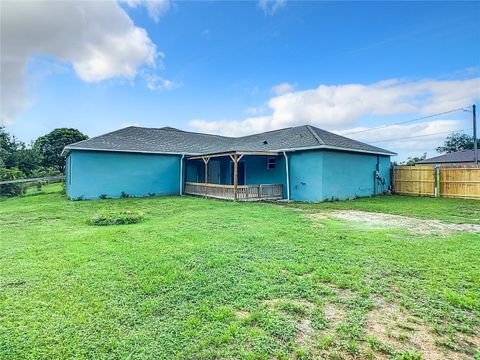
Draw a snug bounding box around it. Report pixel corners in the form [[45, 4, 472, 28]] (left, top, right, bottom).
[[0, 127, 88, 196]]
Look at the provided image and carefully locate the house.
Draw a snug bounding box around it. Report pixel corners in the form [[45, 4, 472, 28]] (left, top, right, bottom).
[[416, 149, 479, 166], [62, 125, 396, 201]]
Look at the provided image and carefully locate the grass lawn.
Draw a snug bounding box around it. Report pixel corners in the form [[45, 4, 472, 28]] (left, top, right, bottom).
[[0, 187, 479, 359]]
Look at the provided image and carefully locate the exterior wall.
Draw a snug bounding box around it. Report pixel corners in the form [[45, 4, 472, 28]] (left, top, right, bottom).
[[66, 150, 181, 199], [288, 150, 391, 202], [289, 151, 323, 201], [321, 151, 390, 200], [244, 155, 287, 197], [65, 149, 391, 202]]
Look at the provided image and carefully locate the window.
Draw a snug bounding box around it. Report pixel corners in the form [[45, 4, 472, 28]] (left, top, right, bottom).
[[267, 157, 276, 170]]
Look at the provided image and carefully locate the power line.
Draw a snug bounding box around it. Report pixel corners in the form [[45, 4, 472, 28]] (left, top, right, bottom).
[[368, 128, 469, 144], [343, 107, 469, 136]]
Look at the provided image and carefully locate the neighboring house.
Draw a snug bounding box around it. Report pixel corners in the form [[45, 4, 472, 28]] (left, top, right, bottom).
[[62, 125, 395, 201], [416, 149, 480, 166]]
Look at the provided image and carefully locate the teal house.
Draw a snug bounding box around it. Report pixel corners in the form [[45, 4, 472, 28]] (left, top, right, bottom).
[[62, 125, 395, 201]]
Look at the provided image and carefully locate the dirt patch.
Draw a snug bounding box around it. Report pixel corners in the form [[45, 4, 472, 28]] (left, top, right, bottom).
[[296, 318, 314, 347], [261, 298, 315, 310], [307, 211, 480, 235], [326, 283, 356, 301], [365, 296, 476, 359], [323, 302, 346, 329]]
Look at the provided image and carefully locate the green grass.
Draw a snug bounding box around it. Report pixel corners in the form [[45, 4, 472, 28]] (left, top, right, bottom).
[[0, 188, 479, 359]]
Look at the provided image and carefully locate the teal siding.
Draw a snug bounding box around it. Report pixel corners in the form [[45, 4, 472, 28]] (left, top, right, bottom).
[[245, 155, 287, 197], [66, 149, 391, 202], [321, 151, 390, 200], [289, 150, 390, 201], [66, 150, 180, 199], [289, 151, 323, 201]]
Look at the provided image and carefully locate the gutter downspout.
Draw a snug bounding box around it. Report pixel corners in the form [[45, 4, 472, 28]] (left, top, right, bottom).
[[283, 151, 290, 201], [180, 154, 185, 195]]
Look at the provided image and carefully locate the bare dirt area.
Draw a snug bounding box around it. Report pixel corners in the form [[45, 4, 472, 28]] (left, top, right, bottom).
[[365, 296, 479, 360], [306, 210, 480, 235]]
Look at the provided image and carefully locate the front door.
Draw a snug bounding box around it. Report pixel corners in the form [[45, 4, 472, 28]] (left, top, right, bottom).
[[231, 161, 245, 185]]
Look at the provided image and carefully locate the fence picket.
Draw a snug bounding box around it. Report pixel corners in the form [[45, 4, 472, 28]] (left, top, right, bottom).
[[393, 166, 480, 199]]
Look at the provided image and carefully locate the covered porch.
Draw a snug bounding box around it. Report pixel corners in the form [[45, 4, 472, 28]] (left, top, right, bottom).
[[183, 151, 288, 201]]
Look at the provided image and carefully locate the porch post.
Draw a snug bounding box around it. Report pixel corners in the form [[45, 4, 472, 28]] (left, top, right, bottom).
[[203, 157, 210, 197], [233, 153, 238, 201]]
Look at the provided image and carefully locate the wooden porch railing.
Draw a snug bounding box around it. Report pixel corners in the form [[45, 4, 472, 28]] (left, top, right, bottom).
[[184, 182, 283, 201]]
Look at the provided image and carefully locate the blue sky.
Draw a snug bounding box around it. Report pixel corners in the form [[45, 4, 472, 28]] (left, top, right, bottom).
[[2, 1, 479, 160]]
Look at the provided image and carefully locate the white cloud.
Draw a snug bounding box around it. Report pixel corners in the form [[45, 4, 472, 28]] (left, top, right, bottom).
[[189, 76, 480, 137], [342, 119, 469, 161], [271, 82, 295, 95], [258, 0, 286, 15], [0, 0, 159, 125], [142, 71, 181, 90], [124, 0, 171, 22], [246, 103, 268, 115], [343, 119, 463, 149]]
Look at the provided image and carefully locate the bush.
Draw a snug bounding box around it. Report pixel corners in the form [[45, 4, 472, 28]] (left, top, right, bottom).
[[0, 167, 26, 197], [88, 210, 144, 226]]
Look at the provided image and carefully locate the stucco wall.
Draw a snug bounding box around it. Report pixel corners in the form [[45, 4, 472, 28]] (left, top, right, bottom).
[[244, 155, 288, 198], [289, 150, 390, 201], [66, 149, 391, 201], [66, 150, 181, 199], [289, 151, 323, 201], [321, 151, 390, 200]]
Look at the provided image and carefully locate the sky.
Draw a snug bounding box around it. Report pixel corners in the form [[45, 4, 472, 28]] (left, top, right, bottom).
[[1, 0, 479, 161]]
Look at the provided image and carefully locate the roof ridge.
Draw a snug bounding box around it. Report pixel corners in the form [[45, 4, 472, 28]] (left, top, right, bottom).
[[305, 125, 325, 145], [137, 126, 233, 139], [236, 126, 296, 138]]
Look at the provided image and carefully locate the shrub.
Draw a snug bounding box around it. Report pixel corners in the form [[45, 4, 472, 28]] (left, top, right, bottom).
[[88, 210, 144, 226], [0, 167, 26, 197], [120, 191, 129, 198]]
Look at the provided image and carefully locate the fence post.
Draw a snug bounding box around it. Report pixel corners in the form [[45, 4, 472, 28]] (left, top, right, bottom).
[[434, 166, 440, 198], [390, 165, 395, 194]]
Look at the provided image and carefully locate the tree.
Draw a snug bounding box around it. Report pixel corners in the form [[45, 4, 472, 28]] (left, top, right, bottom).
[[436, 132, 480, 154], [6, 148, 42, 176], [1, 126, 18, 167], [34, 128, 88, 172], [401, 153, 426, 165]]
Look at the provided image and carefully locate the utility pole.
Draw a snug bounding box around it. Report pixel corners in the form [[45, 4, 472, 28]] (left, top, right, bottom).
[[474, 104, 477, 165]]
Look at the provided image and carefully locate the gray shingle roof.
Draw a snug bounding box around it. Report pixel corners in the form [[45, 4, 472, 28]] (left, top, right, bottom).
[[63, 125, 396, 156], [417, 149, 479, 164]]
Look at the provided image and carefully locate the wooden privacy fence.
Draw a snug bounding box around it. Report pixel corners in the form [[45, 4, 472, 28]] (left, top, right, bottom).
[[392, 166, 480, 199]]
